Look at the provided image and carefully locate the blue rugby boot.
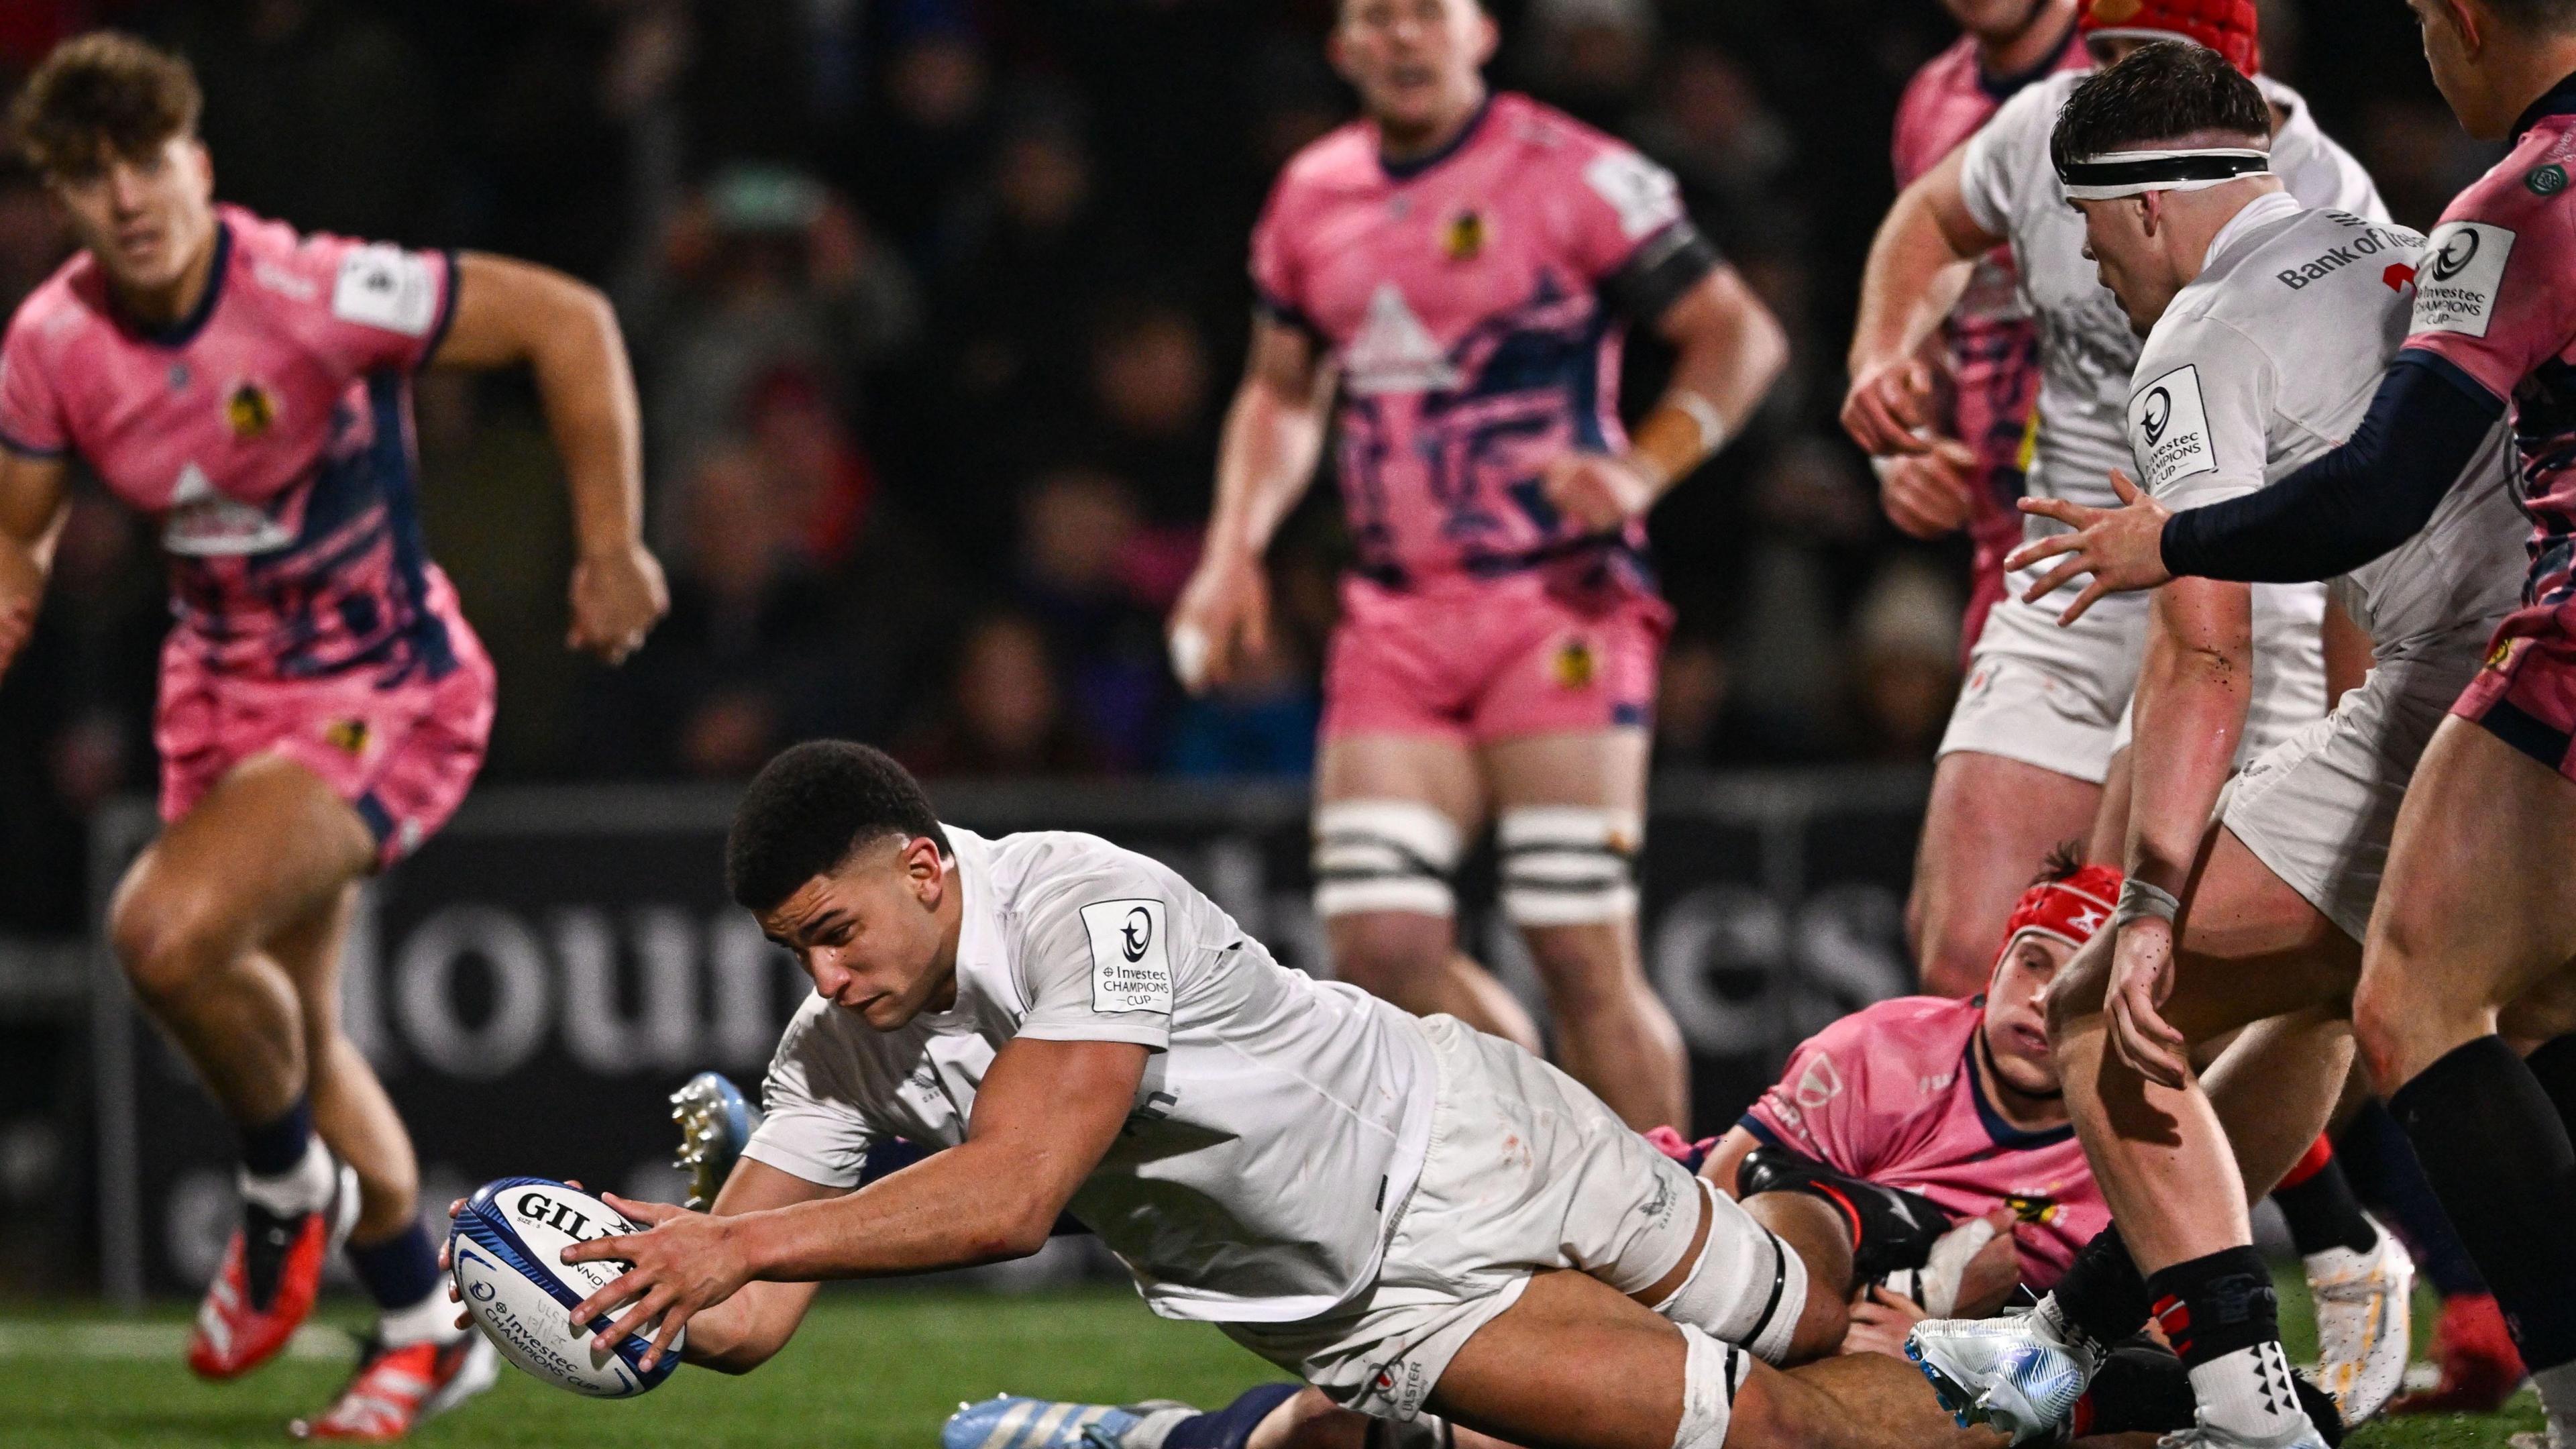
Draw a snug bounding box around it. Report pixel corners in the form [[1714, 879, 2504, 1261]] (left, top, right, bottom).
[[669, 1071, 761, 1210], [941, 1395, 1197, 1449], [1907, 1310, 2103, 1445]]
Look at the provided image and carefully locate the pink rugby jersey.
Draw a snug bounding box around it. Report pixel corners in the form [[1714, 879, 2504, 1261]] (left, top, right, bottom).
[[0, 204, 472, 686], [1891, 27, 2086, 606], [1250, 93, 1721, 588], [2400, 83, 2576, 624], [1740, 995, 2107, 1290]]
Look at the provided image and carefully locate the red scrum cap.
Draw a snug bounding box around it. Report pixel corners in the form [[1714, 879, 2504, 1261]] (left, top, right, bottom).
[[2080, 0, 2261, 78], [1996, 863, 2121, 967]]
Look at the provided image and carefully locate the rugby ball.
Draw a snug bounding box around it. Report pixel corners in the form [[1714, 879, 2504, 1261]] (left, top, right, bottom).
[[448, 1177, 684, 1398]]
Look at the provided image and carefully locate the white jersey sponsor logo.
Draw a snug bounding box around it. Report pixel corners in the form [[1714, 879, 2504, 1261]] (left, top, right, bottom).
[[1081, 899, 1172, 1014], [1342, 284, 1460, 394], [162, 462, 293, 557], [331, 246, 440, 337], [2410, 222, 2515, 339], [1581, 148, 1683, 240], [2129, 364, 2218, 491]]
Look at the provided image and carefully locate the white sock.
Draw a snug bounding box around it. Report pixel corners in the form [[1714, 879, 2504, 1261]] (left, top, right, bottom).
[[2529, 1359, 2576, 1447], [238, 1138, 335, 1217], [2187, 1341, 2310, 1441], [378, 1289, 468, 1349]]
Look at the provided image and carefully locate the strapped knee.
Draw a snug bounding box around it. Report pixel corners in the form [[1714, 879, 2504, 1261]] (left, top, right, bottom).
[[1655, 1179, 1810, 1366], [1497, 806, 1642, 926], [1313, 800, 1461, 919], [1674, 1324, 1756, 1449]]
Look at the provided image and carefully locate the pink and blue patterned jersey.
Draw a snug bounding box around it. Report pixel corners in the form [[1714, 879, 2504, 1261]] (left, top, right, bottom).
[[0, 203, 470, 686], [1740, 995, 2107, 1290], [2399, 86, 2576, 618], [1250, 93, 1719, 588]]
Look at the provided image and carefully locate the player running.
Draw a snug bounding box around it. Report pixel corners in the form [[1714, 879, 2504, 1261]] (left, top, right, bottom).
[[1165, 0, 1788, 1132], [0, 34, 665, 1440], [501, 740, 2015, 1449], [1945, 2, 2576, 1441], [1844, 0, 2376, 998], [1901, 43, 2528, 1446], [1875, 0, 2084, 680]]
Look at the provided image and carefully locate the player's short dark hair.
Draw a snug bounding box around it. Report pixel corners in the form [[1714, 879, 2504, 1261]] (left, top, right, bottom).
[[2485, 0, 2576, 36], [9, 32, 202, 179], [2050, 40, 2268, 175], [2031, 841, 2090, 886], [726, 741, 952, 914]]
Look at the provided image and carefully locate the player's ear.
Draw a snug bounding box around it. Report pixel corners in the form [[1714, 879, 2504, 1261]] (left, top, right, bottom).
[[2446, 0, 2485, 58], [1470, 6, 1499, 66], [182, 136, 213, 200]]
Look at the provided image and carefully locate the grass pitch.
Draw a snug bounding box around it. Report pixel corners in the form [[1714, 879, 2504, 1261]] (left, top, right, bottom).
[[0, 1277, 2537, 1448]]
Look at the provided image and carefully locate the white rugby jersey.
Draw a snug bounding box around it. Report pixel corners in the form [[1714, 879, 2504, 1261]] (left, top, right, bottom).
[[739, 826, 1437, 1324], [1960, 70, 2384, 515], [2127, 191, 2523, 661]]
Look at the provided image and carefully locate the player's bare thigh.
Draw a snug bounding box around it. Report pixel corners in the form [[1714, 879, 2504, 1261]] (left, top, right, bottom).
[[1429, 1269, 1996, 1449], [2049, 825, 2357, 1047], [1481, 729, 1686, 1129], [105, 753, 378, 1118], [1313, 733, 1517, 1018], [1911, 751, 2102, 997], [2355, 717, 2576, 1090]]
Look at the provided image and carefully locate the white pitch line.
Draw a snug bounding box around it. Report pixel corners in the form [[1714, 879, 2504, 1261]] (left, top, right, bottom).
[[0, 1322, 354, 1360]]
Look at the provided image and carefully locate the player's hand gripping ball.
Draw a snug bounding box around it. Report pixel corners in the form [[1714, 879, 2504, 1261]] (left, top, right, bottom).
[[448, 1177, 684, 1397]]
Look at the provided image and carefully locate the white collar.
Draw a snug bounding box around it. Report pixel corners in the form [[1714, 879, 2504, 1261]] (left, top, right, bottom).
[[2204, 189, 2304, 274]]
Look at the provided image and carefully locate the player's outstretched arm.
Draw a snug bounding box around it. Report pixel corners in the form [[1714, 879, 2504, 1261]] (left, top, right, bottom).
[[562, 1038, 1147, 1371], [2009, 360, 2504, 618], [655, 1159, 839, 1374], [0, 448, 70, 680], [2108, 574, 2253, 1087], [431, 251, 668, 665], [1842, 146, 2000, 460], [1169, 315, 1331, 694], [1541, 264, 1787, 532]]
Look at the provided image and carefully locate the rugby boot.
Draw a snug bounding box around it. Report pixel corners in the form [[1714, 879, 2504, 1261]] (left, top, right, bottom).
[[188, 1157, 360, 1379], [290, 1330, 498, 1442], [941, 1395, 1197, 1449], [671, 1070, 763, 1210], [2152, 1409, 2332, 1449], [1907, 1309, 2104, 1444], [2388, 1292, 2526, 1415], [2303, 1218, 2413, 1424]]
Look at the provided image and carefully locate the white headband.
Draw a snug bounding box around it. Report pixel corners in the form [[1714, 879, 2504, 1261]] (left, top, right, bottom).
[[2057, 147, 2271, 201]]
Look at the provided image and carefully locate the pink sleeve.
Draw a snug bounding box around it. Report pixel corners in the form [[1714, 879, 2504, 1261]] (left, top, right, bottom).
[[299, 231, 460, 374], [1248, 176, 1311, 334], [1561, 136, 1690, 282], [1741, 1013, 1883, 1177], [2402, 158, 2576, 404], [0, 305, 69, 458]]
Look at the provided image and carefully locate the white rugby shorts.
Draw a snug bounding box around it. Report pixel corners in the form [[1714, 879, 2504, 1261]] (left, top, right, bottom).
[[1218, 1015, 1782, 1421], [2223, 648, 2481, 941]]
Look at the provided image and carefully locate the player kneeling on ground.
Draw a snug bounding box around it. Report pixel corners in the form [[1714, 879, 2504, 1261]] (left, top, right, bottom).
[[489, 740, 1996, 1449]]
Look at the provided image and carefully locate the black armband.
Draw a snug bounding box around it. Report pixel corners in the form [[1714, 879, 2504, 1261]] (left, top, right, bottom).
[[2159, 352, 2507, 584], [1603, 220, 1723, 326]]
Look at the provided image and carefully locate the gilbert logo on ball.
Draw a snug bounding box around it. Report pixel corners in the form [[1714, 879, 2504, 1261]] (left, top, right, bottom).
[[448, 1177, 684, 1398]]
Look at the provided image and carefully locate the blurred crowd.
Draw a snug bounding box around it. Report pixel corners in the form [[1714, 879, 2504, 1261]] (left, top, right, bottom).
[[0, 0, 2501, 933]]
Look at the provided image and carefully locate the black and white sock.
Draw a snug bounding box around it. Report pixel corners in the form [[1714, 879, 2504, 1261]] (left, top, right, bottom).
[[2147, 1247, 2310, 1441]]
